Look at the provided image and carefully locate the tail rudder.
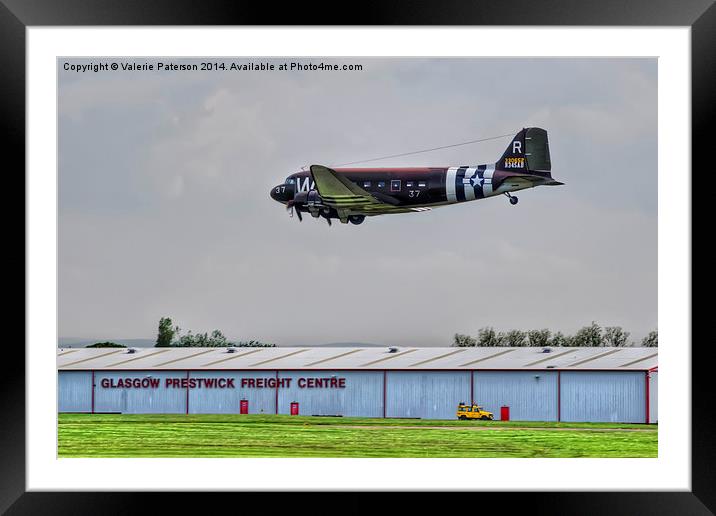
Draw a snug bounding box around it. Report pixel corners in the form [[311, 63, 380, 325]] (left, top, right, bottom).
[[498, 127, 552, 178]]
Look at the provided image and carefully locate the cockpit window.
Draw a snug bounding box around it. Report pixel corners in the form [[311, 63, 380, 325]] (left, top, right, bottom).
[[286, 178, 296, 185]]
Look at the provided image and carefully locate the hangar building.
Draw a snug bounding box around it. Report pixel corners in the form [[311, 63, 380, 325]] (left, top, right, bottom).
[[57, 346, 658, 423]]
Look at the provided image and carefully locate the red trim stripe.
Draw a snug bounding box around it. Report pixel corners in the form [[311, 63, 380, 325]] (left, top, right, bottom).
[[61, 367, 654, 372], [334, 167, 443, 174]]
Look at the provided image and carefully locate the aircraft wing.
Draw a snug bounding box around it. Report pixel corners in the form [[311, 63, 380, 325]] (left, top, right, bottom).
[[310, 164, 388, 210], [309, 164, 434, 216]]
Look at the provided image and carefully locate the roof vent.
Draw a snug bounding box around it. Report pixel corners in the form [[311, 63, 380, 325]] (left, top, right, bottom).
[[542, 347, 552, 353], [387, 347, 399, 353], [546, 365, 555, 369], [226, 348, 236, 353], [126, 348, 136, 354]]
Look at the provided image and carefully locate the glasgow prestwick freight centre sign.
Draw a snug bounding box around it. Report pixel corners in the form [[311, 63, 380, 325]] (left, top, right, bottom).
[[99, 376, 348, 389]]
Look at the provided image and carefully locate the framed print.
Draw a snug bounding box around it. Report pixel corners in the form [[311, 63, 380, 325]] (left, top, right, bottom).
[[7, 0, 711, 513]]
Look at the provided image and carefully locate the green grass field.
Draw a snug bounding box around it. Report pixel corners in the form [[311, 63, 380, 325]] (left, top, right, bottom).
[[58, 414, 657, 458]]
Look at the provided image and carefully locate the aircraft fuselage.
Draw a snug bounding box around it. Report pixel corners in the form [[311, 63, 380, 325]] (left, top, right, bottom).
[[286, 167, 452, 207], [272, 165, 547, 207], [270, 128, 562, 224]]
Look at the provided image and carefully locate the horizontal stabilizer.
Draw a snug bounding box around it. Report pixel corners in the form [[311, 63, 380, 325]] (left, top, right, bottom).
[[501, 173, 564, 186]]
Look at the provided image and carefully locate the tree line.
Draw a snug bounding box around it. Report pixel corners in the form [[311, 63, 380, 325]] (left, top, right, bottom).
[[154, 317, 276, 348], [82, 318, 656, 349], [85, 341, 126, 348], [453, 322, 657, 348]]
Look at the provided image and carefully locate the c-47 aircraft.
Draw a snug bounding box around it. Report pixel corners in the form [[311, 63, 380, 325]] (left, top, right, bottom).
[[270, 127, 563, 225]]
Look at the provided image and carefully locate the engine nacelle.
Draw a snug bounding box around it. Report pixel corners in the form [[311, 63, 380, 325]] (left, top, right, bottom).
[[290, 190, 327, 218], [292, 190, 323, 206], [305, 190, 322, 206]]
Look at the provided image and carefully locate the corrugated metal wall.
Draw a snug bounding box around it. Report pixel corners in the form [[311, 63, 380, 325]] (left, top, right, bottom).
[[649, 371, 658, 423], [58, 371, 92, 412], [189, 371, 277, 414], [474, 371, 558, 421], [386, 371, 470, 420], [59, 368, 653, 422], [94, 371, 187, 414], [277, 371, 383, 417], [560, 371, 646, 423]]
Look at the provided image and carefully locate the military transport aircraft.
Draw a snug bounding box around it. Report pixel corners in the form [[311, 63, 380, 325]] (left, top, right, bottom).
[[269, 127, 563, 225]]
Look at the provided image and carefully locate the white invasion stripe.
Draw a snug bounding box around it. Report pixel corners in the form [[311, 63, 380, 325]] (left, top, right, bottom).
[[463, 167, 477, 201], [446, 167, 458, 203], [483, 164, 495, 196]]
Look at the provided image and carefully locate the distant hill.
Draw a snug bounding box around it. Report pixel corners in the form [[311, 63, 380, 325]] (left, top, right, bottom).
[[296, 342, 385, 348], [59, 338, 156, 348], [59, 338, 388, 348]]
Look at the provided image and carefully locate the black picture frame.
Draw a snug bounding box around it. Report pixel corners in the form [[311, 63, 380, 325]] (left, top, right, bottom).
[[6, 0, 710, 513]]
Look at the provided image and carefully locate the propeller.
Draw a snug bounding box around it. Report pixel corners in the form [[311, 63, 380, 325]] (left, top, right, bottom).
[[286, 200, 303, 221], [287, 191, 335, 224], [287, 191, 310, 222]]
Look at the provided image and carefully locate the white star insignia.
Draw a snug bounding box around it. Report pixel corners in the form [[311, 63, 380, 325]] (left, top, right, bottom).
[[470, 174, 484, 189]]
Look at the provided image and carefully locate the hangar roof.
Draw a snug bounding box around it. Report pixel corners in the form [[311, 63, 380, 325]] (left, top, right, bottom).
[[57, 346, 658, 371]]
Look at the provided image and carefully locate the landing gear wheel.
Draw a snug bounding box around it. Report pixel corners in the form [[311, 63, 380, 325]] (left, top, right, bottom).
[[509, 196, 518, 205], [348, 215, 365, 225]]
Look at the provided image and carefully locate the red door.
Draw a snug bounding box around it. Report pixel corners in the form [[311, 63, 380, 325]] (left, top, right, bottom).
[[240, 399, 248, 414], [290, 402, 299, 415], [500, 406, 510, 421]]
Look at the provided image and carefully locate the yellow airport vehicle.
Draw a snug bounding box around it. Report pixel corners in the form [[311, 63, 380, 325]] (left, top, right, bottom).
[[457, 402, 494, 421]]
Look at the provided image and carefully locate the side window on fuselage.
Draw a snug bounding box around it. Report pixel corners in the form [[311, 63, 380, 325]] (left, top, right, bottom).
[[391, 180, 401, 192]]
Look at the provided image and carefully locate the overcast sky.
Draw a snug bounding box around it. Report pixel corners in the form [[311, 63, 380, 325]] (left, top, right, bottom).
[[58, 57, 657, 346]]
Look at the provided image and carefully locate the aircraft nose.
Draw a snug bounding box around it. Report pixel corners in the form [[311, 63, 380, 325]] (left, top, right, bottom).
[[270, 184, 285, 202]]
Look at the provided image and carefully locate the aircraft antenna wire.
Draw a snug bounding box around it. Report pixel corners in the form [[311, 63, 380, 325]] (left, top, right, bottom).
[[331, 132, 515, 167]]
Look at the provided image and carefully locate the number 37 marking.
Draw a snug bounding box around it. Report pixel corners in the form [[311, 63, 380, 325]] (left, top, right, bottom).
[[409, 190, 421, 198]]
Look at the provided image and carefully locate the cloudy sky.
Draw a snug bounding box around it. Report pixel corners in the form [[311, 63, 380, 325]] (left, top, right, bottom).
[[58, 57, 657, 346]]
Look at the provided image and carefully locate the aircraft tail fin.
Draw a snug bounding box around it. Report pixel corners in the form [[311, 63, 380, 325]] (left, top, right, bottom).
[[497, 128, 552, 178]]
